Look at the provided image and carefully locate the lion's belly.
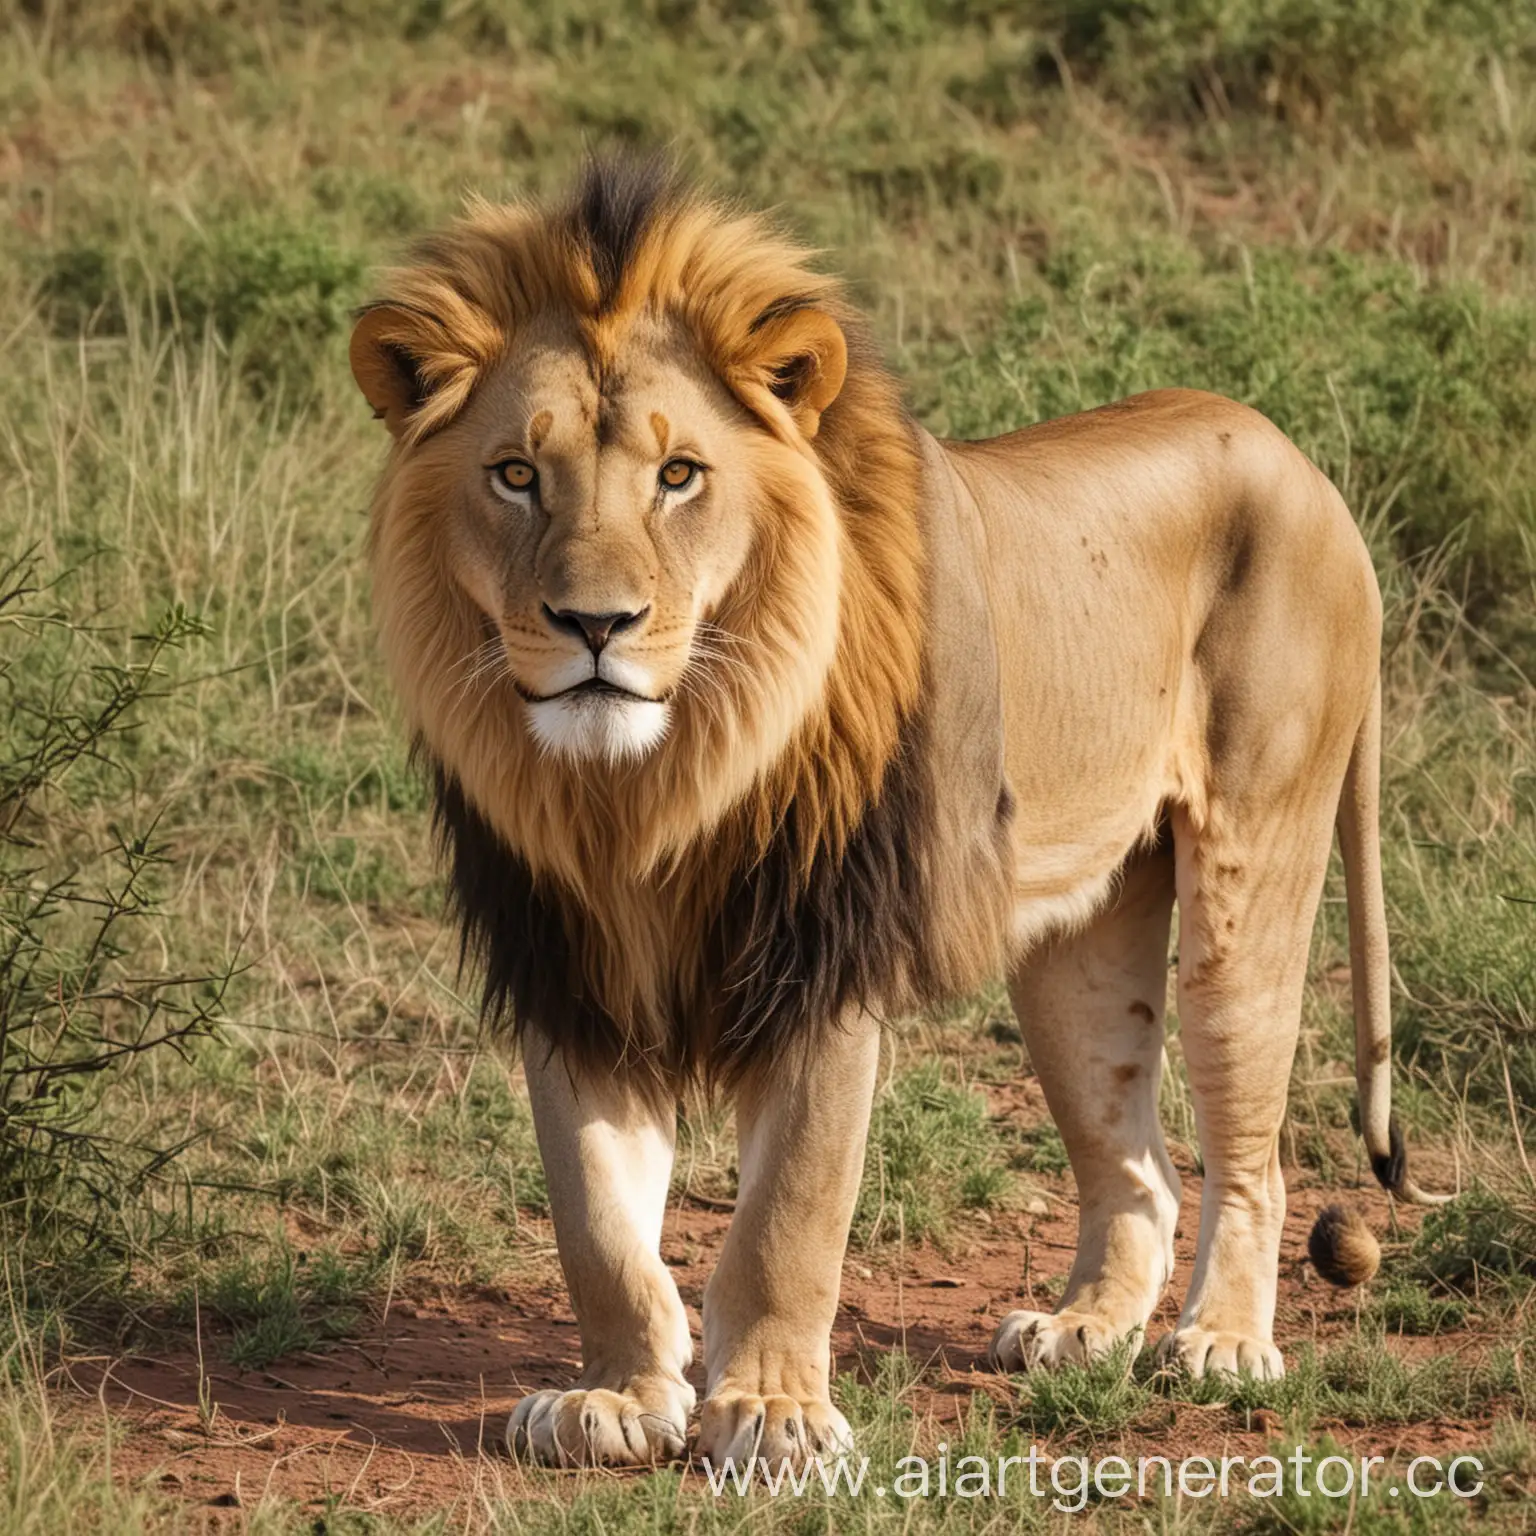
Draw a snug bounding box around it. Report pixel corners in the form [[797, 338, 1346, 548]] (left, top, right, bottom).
[[1006, 861, 1125, 952], [992, 565, 1191, 947], [967, 480, 1199, 948]]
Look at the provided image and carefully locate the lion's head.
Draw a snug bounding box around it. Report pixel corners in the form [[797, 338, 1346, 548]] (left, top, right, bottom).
[[351, 159, 925, 901]]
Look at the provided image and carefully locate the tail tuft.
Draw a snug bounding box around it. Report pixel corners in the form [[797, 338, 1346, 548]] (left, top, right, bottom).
[[1308, 1204, 1381, 1288], [1369, 1115, 1453, 1206], [1370, 1116, 1408, 1195]]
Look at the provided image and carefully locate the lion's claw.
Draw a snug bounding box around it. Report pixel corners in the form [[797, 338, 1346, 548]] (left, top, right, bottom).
[[696, 1389, 852, 1475], [989, 1309, 1136, 1372], [507, 1385, 688, 1467], [1158, 1326, 1284, 1381]]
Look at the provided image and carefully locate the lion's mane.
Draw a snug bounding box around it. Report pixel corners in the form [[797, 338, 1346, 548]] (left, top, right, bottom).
[[363, 159, 1012, 1090]]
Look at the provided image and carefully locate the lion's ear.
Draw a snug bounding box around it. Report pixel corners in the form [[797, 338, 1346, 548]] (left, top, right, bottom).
[[744, 307, 848, 438], [349, 305, 436, 439], [351, 300, 500, 441]]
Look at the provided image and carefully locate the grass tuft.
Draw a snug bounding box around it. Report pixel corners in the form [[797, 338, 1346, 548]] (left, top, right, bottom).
[[854, 1062, 1013, 1247]]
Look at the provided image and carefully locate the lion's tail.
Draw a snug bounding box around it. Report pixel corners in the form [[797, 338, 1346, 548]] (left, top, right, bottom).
[[1336, 676, 1452, 1210]]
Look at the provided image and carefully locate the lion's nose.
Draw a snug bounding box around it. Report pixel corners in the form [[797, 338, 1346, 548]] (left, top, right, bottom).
[[543, 605, 649, 656]]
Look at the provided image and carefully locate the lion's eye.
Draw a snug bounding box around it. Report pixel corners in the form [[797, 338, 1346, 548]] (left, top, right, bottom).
[[490, 460, 537, 500], [659, 459, 700, 493]]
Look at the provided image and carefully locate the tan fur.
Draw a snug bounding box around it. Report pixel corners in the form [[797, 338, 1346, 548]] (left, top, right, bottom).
[[353, 167, 1438, 1469]]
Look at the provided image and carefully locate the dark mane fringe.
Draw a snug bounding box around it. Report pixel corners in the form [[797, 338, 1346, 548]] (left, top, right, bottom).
[[423, 706, 978, 1092], [425, 756, 644, 1070], [567, 152, 678, 312], [705, 716, 934, 1083]]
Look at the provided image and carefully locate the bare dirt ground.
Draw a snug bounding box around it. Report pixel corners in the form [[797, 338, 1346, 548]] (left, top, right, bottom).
[[65, 1080, 1484, 1522]]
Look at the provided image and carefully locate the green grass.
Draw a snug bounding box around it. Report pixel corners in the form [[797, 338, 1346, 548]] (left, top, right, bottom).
[[1179, 1335, 1535, 1434], [1365, 1280, 1470, 1338], [929, 245, 1536, 625], [1013, 1343, 1154, 1440], [1408, 1188, 1536, 1297], [0, 0, 1534, 1529], [855, 1061, 1016, 1246], [188, 1243, 372, 1370], [1016, 1122, 1071, 1177], [988, 1333, 1536, 1446]]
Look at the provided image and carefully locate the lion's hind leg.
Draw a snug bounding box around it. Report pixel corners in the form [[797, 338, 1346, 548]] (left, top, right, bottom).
[[507, 1044, 695, 1466], [1157, 790, 1340, 1382], [992, 842, 1181, 1374]]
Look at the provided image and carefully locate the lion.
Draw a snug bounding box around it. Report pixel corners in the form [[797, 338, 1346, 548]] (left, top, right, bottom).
[[349, 158, 1445, 1471]]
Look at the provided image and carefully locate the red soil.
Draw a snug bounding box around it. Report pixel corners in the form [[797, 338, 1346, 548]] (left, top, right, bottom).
[[64, 1091, 1489, 1521]]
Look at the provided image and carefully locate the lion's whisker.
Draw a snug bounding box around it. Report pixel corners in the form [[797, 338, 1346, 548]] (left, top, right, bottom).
[[448, 633, 512, 705]]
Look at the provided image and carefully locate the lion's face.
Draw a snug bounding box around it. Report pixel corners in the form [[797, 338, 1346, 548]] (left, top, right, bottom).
[[351, 180, 923, 891], [438, 316, 765, 764]]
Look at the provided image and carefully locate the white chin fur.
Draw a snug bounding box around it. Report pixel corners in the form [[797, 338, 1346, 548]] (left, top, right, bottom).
[[524, 694, 671, 764]]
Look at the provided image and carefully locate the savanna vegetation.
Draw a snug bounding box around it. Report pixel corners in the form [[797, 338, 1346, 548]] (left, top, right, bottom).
[[1, 0, 1533, 1530]]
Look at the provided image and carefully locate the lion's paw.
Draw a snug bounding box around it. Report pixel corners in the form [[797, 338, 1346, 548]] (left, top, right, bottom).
[[988, 1309, 1135, 1372], [696, 1389, 852, 1475], [507, 1385, 688, 1467], [1157, 1327, 1284, 1382]]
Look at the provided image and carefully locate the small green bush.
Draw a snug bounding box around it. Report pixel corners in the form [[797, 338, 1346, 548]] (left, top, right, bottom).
[[38, 217, 363, 403], [1017, 1121, 1071, 1176], [1367, 1279, 1470, 1335], [1044, 0, 1528, 137], [190, 1243, 372, 1369], [1014, 1341, 1152, 1438], [1410, 1188, 1536, 1293], [0, 551, 226, 1230]]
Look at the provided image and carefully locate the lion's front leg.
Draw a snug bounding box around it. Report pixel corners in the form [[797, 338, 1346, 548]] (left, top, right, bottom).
[[508, 1041, 695, 1466], [697, 1012, 880, 1473]]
